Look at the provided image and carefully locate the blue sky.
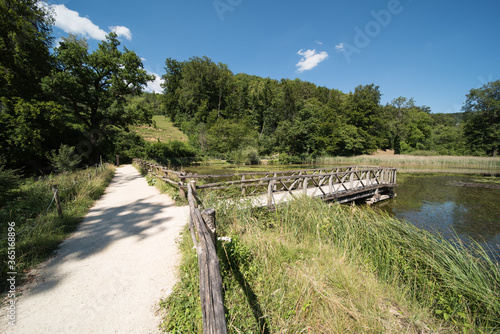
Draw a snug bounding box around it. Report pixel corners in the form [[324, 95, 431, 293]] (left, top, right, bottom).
[[44, 0, 499, 114]]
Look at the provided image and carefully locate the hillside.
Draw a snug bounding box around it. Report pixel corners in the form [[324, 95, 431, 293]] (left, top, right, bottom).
[[131, 115, 188, 142]]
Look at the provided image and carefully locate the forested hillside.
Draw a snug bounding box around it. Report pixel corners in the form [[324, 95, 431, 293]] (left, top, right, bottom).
[[1, 0, 498, 175], [161, 56, 498, 160]]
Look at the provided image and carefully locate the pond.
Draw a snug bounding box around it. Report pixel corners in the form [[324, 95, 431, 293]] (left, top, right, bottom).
[[376, 173, 500, 260], [184, 163, 500, 259]]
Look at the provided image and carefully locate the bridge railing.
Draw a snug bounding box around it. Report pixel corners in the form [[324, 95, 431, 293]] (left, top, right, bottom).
[[133, 159, 397, 205]]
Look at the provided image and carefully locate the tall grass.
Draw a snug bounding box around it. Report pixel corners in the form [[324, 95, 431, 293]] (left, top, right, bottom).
[[318, 155, 500, 170], [0, 165, 115, 292], [161, 194, 499, 333]]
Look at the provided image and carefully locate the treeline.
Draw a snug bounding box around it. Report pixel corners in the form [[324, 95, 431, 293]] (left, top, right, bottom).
[[161, 56, 498, 160]]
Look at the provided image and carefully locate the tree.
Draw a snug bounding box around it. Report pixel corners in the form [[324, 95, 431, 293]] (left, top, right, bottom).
[[463, 80, 500, 156], [0, 0, 62, 171], [0, 0, 54, 100], [161, 57, 184, 120], [342, 84, 384, 154], [42, 33, 154, 161]]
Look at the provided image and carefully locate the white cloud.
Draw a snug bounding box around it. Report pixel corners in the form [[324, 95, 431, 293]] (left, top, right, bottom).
[[47, 4, 132, 41], [49, 4, 107, 40], [145, 72, 164, 94], [315, 40, 324, 45], [296, 49, 328, 72], [335, 43, 345, 52], [110, 25, 132, 41]]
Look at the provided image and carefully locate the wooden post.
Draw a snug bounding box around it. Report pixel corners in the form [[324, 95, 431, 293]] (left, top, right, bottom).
[[328, 175, 333, 194], [179, 174, 186, 199], [202, 209, 217, 250], [116, 155, 120, 166], [267, 180, 274, 207], [367, 171, 370, 186], [303, 177, 308, 195], [241, 175, 246, 195], [273, 173, 277, 191], [52, 185, 63, 217]]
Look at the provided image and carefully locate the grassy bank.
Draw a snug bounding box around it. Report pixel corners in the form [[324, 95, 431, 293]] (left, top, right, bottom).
[[318, 155, 500, 170], [0, 165, 115, 292], [161, 196, 500, 333]]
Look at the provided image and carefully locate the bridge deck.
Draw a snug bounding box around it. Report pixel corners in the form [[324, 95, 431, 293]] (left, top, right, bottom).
[[248, 180, 397, 208]]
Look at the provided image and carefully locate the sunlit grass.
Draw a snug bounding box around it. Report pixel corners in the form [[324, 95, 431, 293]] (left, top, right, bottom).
[[131, 115, 188, 142]]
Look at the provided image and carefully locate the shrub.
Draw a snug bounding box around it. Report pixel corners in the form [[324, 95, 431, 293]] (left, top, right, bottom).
[[49, 144, 82, 172], [145, 140, 197, 166], [0, 158, 21, 202]]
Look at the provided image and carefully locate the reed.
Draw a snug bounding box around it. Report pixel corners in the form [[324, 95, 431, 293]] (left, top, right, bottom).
[[318, 155, 500, 170], [161, 194, 499, 332]]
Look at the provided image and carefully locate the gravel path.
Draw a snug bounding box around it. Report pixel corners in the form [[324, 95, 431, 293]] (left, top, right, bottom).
[[2, 165, 189, 334]]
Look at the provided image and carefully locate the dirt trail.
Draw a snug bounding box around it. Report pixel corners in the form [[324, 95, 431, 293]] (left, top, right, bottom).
[[2, 165, 189, 334]]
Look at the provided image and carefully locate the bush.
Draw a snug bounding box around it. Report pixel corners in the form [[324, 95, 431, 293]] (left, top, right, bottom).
[[145, 140, 197, 166], [226, 147, 261, 165], [49, 144, 82, 172], [112, 131, 147, 163], [278, 152, 302, 164], [0, 159, 21, 202], [243, 147, 261, 165]]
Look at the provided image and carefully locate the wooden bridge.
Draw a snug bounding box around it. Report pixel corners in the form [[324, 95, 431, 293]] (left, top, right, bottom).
[[133, 159, 398, 207]]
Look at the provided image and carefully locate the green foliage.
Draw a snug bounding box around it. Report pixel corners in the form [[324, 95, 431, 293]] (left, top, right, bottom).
[[145, 140, 196, 166], [226, 147, 261, 165], [49, 144, 82, 172], [110, 131, 147, 164], [41, 32, 154, 162], [0, 158, 21, 202], [463, 80, 500, 156], [0, 0, 54, 100]]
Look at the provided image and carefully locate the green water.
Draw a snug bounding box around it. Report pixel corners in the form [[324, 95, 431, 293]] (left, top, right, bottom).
[[377, 173, 500, 259]]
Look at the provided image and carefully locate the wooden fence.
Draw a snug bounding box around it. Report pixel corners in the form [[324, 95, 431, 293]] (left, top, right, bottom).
[[133, 158, 397, 207], [187, 181, 228, 334]]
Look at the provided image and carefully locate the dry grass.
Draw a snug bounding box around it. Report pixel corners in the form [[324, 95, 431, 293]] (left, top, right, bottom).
[[318, 155, 500, 170]]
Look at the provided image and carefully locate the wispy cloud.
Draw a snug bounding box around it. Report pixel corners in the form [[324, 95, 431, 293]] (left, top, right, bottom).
[[296, 49, 328, 72], [335, 43, 345, 52], [315, 40, 324, 45], [47, 4, 132, 41], [110, 25, 132, 41], [145, 72, 164, 93]]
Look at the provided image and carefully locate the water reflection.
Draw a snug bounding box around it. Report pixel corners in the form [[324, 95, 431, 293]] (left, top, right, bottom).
[[377, 174, 500, 258]]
